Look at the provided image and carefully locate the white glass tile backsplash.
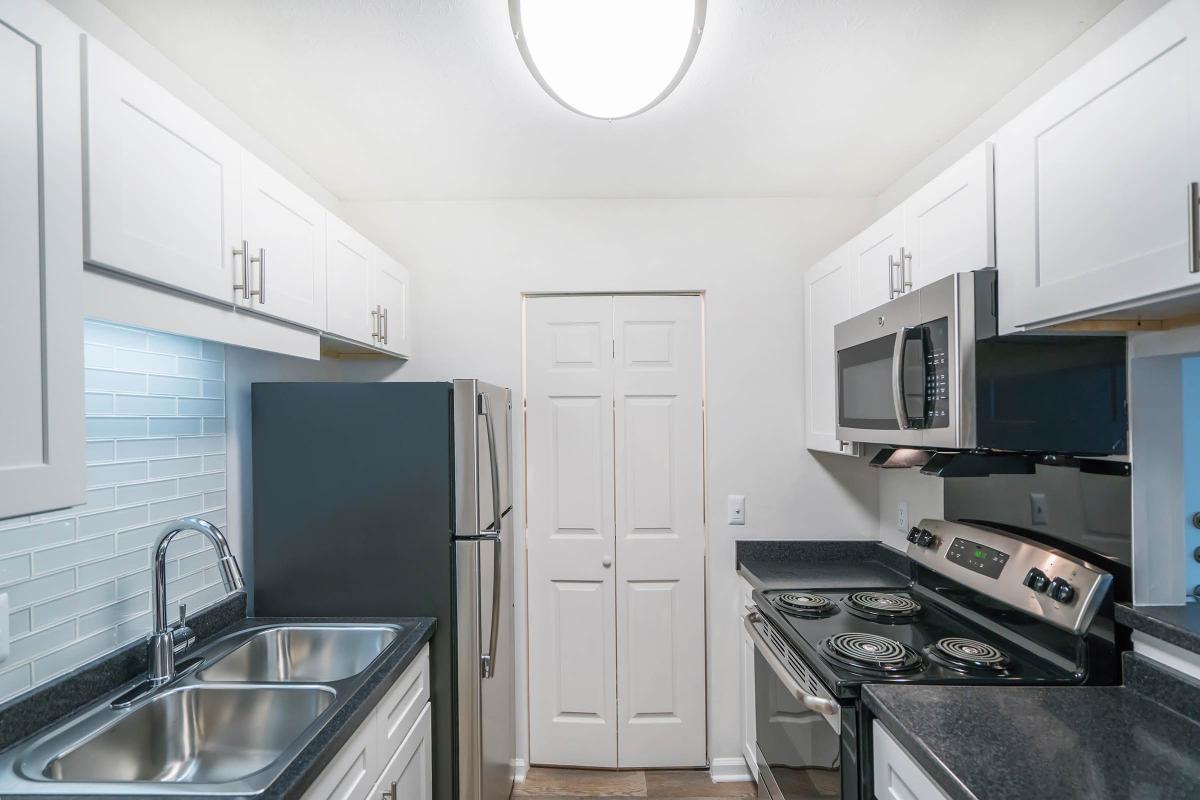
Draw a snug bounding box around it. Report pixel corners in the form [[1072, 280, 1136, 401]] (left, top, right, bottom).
[[0, 321, 228, 703]]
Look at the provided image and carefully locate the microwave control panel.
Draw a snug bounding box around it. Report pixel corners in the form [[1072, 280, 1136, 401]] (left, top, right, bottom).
[[922, 317, 950, 428]]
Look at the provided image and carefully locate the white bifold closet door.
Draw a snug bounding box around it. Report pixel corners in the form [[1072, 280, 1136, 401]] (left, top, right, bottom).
[[526, 294, 706, 769]]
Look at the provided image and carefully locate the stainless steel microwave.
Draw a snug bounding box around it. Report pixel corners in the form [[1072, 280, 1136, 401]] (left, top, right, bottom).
[[833, 270, 1128, 454]]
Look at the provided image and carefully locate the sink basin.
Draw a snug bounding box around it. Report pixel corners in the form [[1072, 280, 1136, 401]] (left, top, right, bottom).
[[197, 625, 398, 683], [43, 685, 333, 784]]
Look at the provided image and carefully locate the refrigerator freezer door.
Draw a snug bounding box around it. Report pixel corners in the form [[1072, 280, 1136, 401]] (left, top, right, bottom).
[[454, 380, 513, 539], [480, 510, 516, 800]]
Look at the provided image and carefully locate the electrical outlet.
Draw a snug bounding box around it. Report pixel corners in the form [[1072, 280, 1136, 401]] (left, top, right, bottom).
[[728, 495, 746, 525], [897, 501, 909, 533], [1030, 492, 1049, 526]]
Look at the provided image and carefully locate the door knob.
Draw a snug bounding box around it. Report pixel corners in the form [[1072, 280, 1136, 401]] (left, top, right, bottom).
[[602, 556, 612, 568]]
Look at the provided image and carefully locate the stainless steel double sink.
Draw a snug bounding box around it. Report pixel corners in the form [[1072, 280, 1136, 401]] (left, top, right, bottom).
[[0, 621, 406, 795]]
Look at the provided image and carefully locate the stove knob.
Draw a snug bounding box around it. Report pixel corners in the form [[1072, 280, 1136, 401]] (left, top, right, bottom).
[[906, 526, 922, 544], [1048, 578, 1075, 604], [1023, 567, 1049, 593], [917, 529, 936, 548]]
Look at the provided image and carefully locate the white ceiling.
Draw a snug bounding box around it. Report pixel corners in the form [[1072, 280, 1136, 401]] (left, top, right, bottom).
[[99, 0, 1120, 201]]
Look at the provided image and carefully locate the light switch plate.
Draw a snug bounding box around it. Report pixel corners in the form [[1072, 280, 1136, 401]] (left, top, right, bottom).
[[0, 593, 9, 663], [728, 495, 746, 525], [897, 501, 909, 533]]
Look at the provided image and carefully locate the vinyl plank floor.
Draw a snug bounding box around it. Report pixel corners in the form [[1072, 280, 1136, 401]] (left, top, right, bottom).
[[516, 769, 755, 799]]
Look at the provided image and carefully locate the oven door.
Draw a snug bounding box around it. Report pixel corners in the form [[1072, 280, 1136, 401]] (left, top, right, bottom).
[[745, 613, 847, 800]]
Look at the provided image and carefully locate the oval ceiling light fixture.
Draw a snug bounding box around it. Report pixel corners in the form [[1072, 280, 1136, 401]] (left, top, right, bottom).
[[509, 0, 706, 120]]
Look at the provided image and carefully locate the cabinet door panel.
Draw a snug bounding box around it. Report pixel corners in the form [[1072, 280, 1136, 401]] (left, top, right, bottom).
[[851, 208, 904, 314], [301, 714, 377, 800], [0, 1, 85, 519], [997, 0, 1200, 330], [369, 703, 432, 800], [241, 156, 326, 329], [83, 39, 241, 304], [903, 143, 994, 290], [372, 252, 411, 357], [326, 215, 376, 345], [805, 248, 857, 456]]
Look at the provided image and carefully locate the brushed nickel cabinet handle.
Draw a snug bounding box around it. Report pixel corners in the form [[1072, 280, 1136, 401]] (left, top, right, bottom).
[[888, 253, 901, 299], [382, 780, 397, 800], [1189, 182, 1199, 274], [247, 248, 263, 303], [371, 307, 380, 341], [381, 307, 389, 345], [257, 247, 267, 303], [901, 247, 913, 291], [232, 240, 249, 299]]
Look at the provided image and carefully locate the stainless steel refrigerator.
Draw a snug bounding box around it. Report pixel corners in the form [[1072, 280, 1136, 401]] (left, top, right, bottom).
[[250, 380, 515, 800]]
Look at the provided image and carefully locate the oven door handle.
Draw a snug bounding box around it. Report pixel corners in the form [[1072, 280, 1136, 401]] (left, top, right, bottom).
[[891, 327, 912, 430], [744, 612, 840, 718]]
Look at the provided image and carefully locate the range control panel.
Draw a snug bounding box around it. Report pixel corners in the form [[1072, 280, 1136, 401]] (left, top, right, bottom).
[[945, 537, 1009, 579], [905, 518, 1112, 634]]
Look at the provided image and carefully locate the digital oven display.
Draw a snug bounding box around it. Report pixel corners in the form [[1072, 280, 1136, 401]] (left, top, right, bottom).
[[945, 537, 1010, 580]]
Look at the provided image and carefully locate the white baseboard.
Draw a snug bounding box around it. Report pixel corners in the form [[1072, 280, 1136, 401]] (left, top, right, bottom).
[[512, 759, 529, 783], [709, 757, 753, 783]]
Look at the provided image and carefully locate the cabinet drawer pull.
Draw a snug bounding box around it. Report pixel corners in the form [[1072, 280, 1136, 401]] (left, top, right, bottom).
[[1189, 182, 1199, 274], [232, 240, 249, 299]]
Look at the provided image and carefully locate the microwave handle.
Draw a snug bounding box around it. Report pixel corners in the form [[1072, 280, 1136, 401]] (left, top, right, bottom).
[[891, 327, 912, 430]]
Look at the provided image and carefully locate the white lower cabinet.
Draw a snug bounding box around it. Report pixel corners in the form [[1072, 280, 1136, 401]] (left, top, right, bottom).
[[872, 721, 951, 800], [369, 705, 432, 800], [303, 645, 431, 800], [996, 0, 1200, 331], [739, 578, 758, 781]]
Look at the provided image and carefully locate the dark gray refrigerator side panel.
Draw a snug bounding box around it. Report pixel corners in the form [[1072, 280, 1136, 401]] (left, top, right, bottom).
[[251, 381, 456, 800]]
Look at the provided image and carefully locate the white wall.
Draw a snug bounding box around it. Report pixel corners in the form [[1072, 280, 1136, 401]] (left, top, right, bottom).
[[337, 197, 881, 768]]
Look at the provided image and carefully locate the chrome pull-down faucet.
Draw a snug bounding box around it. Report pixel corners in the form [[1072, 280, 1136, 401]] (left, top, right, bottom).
[[148, 517, 245, 686]]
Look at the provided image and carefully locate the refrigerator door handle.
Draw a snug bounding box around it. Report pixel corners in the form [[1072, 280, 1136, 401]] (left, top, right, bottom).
[[481, 532, 502, 679], [479, 392, 503, 533]]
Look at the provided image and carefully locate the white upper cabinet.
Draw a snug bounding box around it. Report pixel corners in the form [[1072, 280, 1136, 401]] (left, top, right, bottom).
[[805, 246, 857, 456], [240, 155, 327, 329], [996, 0, 1200, 331], [903, 143, 995, 289], [850, 207, 905, 314], [83, 38, 242, 304], [0, 0, 85, 518], [372, 250, 412, 358], [326, 214, 378, 346]]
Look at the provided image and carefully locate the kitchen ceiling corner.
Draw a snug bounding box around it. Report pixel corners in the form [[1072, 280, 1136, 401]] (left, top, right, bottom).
[[97, 0, 1119, 201]]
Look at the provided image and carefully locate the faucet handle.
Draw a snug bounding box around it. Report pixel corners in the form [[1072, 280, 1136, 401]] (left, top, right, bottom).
[[171, 603, 195, 654]]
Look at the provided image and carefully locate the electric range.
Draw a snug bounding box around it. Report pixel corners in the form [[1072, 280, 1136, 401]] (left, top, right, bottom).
[[744, 518, 1121, 800]]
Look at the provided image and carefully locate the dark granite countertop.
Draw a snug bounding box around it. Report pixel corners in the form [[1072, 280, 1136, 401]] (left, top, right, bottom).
[[736, 539, 910, 590], [0, 594, 436, 799], [863, 653, 1200, 800], [1116, 601, 1200, 656]]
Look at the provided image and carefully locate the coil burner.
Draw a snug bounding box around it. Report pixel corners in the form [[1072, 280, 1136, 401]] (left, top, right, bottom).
[[926, 637, 1011, 674], [775, 592, 838, 618], [820, 632, 924, 675], [843, 591, 923, 622]]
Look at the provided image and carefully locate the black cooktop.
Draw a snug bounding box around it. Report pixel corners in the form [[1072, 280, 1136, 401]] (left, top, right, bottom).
[[755, 586, 1087, 699]]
